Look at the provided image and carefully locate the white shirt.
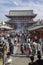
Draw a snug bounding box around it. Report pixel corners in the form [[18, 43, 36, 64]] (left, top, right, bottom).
[[33, 42, 37, 45], [37, 44, 41, 51], [5, 57, 12, 65]]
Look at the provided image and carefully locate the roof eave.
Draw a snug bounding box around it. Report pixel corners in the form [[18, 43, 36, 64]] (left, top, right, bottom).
[[5, 14, 37, 18]]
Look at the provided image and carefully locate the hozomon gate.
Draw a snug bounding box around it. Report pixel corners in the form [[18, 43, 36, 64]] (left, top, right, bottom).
[[5, 10, 37, 31]]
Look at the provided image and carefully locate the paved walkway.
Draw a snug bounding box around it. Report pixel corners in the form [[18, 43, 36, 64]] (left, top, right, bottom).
[[12, 46, 43, 65], [12, 54, 37, 65], [2, 39, 43, 65], [12, 47, 37, 65]]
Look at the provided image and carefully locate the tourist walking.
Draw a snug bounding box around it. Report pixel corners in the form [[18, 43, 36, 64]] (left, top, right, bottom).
[[36, 51, 43, 65], [32, 45, 36, 56], [20, 44, 24, 54], [5, 52, 12, 65], [29, 55, 38, 65], [9, 43, 14, 54]]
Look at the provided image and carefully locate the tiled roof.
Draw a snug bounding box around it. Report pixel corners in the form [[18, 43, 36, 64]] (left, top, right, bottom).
[[28, 24, 43, 31], [6, 10, 37, 17]]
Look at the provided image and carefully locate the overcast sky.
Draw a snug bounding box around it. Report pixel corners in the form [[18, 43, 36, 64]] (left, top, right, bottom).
[[0, 0, 43, 21]]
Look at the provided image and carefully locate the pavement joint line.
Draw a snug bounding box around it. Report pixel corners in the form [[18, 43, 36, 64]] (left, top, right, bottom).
[[11, 54, 43, 57]]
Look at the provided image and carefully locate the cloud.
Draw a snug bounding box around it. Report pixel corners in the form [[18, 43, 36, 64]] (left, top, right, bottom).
[[12, 0, 21, 6], [0, 0, 43, 21]]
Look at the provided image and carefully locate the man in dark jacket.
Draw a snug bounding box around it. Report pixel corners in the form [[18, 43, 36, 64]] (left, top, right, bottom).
[[36, 51, 43, 65], [29, 56, 38, 65]]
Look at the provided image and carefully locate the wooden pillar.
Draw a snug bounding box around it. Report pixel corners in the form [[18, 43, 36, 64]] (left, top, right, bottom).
[[40, 30, 42, 39]]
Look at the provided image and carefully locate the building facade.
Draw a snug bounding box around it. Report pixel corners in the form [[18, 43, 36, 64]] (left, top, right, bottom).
[[6, 10, 37, 31]]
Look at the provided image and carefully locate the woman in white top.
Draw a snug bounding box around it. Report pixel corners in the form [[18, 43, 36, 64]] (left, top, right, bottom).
[[5, 52, 12, 65]]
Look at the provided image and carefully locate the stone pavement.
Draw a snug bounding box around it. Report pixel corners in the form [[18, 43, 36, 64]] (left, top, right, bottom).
[[12, 47, 37, 65], [0, 59, 2, 65], [12, 46, 43, 65], [12, 56, 37, 65]]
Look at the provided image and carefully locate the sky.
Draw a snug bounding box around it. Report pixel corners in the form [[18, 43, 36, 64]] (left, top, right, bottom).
[[0, 0, 43, 21]]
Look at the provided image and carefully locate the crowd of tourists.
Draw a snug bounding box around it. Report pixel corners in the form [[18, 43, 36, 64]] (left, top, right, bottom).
[[20, 40, 42, 56], [29, 51, 43, 65], [0, 34, 13, 65], [11, 31, 42, 56], [0, 31, 43, 56], [0, 33, 14, 55], [0, 31, 43, 65]]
